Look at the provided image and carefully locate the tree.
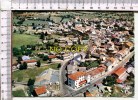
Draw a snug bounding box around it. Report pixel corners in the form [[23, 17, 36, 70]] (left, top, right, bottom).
[[31, 45, 36, 50], [40, 32, 45, 40], [49, 58, 52, 63], [23, 62, 28, 69], [60, 56, 64, 60], [127, 72, 134, 81], [38, 54, 44, 58], [17, 56, 22, 63], [25, 49, 32, 56], [21, 45, 26, 51], [103, 76, 116, 86], [36, 60, 41, 67], [19, 64, 24, 70], [13, 47, 21, 56], [27, 78, 35, 86], [57, 63, 61, 68], [43, 55, 49, 61]]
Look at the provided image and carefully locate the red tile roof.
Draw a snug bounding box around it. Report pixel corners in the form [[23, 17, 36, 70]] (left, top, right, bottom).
[[34, 86, 47, 95], [79, 80, 87, 85], [86, 66, 106, 76], [116, 78, 123, 83], [68, 71, 85, 80], [114, 67, 126, 77], [21, 60, 37, 63], [48, 55, 56, 59]]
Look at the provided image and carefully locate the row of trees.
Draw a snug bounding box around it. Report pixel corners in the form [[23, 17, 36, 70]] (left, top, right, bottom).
[[13, 45, 34, 57]]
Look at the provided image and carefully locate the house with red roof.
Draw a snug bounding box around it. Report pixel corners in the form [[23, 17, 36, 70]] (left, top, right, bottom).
[[20, 59, 37, 68], [113, 67, 128, 83], [68, 71, 86, 89], [86, 65, 106, 83], [48, 55, 57, 59], [68, 64, 107, 89], [34, 86, 50, 96]]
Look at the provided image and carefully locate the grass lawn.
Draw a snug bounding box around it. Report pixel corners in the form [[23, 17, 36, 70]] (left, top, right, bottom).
[[12, 89, 26, 97], [13, 33, 40, 48], [13, 63, 59, 82]]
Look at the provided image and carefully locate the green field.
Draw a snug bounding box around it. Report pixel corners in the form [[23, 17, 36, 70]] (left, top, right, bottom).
[[12, 89, 26, 97], [13, 33, 40, 48], [13, 63, 59, 82]]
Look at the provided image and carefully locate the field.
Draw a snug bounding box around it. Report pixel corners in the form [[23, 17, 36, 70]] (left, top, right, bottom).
[[12, 90, 26, 97], [12, 63, 59, 82], [13, 33, 40, 48]]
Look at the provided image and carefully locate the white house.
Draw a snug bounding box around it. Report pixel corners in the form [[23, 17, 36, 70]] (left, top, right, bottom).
[[86, 65, 106, 83], [21, 59, 37, 68], [68, 71, 86, 89]]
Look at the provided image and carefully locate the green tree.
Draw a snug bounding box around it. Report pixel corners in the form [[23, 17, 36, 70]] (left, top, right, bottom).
[[127, 72, 134, 81], [36, 60, 41, 67], [43, 55, 49, 61], [103, 76, 116, 86], [20, 45, 26, 51], [25, 49, 32, 55], [23, 62, 28, 69], [13, 47, 21, 56], [40, 32, 45, 40], [60, 56, 64, 60], [17, 56, 22, 63], [27, 78, 35, 86], [19, 64, 24, 70], [38, 54, 44, 58], [57, 63, 61, 68]]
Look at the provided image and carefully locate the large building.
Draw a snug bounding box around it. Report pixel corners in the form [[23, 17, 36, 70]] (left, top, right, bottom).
[[68, 65, 106, 89], [68, 71, 86, 89]]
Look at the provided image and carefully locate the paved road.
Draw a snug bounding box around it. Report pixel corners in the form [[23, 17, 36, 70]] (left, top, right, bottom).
[[59, 59, 71, 96], [63, 51, 134, 96]]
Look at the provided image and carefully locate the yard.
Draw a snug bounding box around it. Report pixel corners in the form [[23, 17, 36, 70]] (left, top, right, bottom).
[[79, 60, 100, 69], [13, 33, 40, 48], [12, 63, 59, 82], [12, 89, 26, 97]]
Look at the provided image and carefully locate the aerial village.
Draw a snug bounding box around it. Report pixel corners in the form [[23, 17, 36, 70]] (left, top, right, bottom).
[[12, 12, 134, 97]]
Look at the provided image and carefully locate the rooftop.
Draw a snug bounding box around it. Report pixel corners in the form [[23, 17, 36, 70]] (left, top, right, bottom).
[[113, 67, 126, 77], [68, 71, 85, 80], [48, 55, 57, 59], [21, 59, 37, 63], [86, 66, 106, 76], [116, 78, 123, 83], [34, 86, 47, 95]]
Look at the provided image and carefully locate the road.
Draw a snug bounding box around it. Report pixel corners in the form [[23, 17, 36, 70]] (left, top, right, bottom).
[[59, 54, 83, 96], [59, 59, 70, 96], [61, 51, 134, 97]]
